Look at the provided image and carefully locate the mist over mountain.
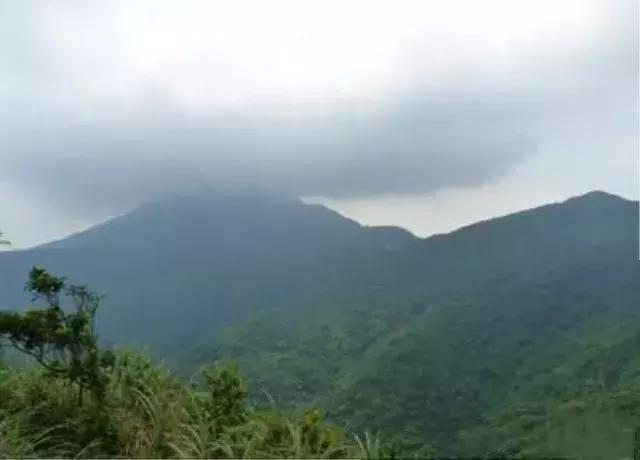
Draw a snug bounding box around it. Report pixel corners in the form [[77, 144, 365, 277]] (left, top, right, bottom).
[[0, 191, 362, 348], [0, 189, 638, 454]]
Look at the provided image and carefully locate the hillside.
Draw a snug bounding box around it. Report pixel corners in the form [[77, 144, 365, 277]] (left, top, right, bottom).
[[0, 190, 638, 455], [191, 191, 640, 454], [0, 190, 412, 353]]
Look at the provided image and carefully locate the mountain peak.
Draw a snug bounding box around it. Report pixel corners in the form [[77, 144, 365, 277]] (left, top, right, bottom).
[[562, 190, 633, 206]]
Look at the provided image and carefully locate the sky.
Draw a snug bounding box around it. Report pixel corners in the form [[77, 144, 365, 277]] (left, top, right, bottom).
[[0, 0, 638, 247]]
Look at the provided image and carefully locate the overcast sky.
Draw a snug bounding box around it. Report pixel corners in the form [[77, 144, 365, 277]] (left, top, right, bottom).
[[0, 0, 637, 247]]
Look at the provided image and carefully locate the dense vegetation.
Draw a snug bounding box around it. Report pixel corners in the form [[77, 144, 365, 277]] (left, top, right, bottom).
[[0, 268, 389, 458], [1, 190, 639, 457], [192, 191, 640, 456]]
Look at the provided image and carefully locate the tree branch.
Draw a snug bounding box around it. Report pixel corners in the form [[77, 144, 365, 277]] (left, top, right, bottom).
[[2, 339, 67, 374]]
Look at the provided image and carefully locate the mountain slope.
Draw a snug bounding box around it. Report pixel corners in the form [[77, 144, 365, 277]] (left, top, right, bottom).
[[0, 190, 638, 455], [192, 191, 640, 454], [0, 191, 413, 353]]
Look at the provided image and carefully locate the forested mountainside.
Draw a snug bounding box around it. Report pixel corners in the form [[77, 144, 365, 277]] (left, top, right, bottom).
[[0, 268, 384, 459], [0, 191, 397, 352], [1, 190, 638, 456]]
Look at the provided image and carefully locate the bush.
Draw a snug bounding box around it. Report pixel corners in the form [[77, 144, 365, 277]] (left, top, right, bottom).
[[0, 350, 391, 458], [0, 268, 392, 458]]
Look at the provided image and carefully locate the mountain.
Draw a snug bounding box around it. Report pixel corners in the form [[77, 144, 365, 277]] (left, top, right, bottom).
[[188, 190, 640, 454], [0, 190, 411, 352], [0, 190, 638, 455]]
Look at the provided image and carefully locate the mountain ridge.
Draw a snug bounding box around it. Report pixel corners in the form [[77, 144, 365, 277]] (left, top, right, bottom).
[[6, 189, 634, 253], [0, 188, 638, 454]]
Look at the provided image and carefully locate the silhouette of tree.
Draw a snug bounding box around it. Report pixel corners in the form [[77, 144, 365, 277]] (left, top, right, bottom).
[[0, 267, 114, 404]]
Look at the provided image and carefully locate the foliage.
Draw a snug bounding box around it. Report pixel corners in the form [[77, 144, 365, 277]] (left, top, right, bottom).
[[0, 350, 391, 458], [191, 192, 640, 455], [0, 267, 115, 402], [0, 269, 390, 458]]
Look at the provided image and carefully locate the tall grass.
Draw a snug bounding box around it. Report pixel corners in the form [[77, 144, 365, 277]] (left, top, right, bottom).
[[0, 351, 393, 459]]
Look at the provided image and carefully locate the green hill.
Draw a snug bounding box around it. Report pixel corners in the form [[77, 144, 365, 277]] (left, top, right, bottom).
[[1, 190, 638, 455]]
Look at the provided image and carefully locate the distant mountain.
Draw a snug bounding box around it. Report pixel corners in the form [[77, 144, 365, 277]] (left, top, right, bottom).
[[0, 190, 638, 455], [0, 190, 410, 352]]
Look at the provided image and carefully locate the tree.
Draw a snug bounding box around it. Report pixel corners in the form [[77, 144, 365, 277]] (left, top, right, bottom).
[[200, 362, 248, 431], [0, 230, 9, 245], [0, 267, 114, 404]]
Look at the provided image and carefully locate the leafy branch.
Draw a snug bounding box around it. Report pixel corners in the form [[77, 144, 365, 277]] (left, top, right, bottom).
[[0, 267, 114, 404]]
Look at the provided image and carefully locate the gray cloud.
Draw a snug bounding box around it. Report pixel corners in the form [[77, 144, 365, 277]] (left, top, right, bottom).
[[0, 0, 636, 224], [1, 101, 535, 215]]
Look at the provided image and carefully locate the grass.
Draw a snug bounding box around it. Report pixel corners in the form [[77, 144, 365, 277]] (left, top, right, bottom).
[[0, 351, 393, 459]]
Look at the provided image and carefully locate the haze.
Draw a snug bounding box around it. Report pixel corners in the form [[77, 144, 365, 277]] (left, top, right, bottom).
[[0, 0, 637, 247]]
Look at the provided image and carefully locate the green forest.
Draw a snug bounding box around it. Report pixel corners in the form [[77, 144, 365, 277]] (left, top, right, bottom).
[[3, 267, 638, 459], [0, 268, 390, 458], [1, 191, 639, 458]]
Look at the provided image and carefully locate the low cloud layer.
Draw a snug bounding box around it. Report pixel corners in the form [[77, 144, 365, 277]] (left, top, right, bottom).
[[2, 101, 537, 214], [0, 0, 637, 243]]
